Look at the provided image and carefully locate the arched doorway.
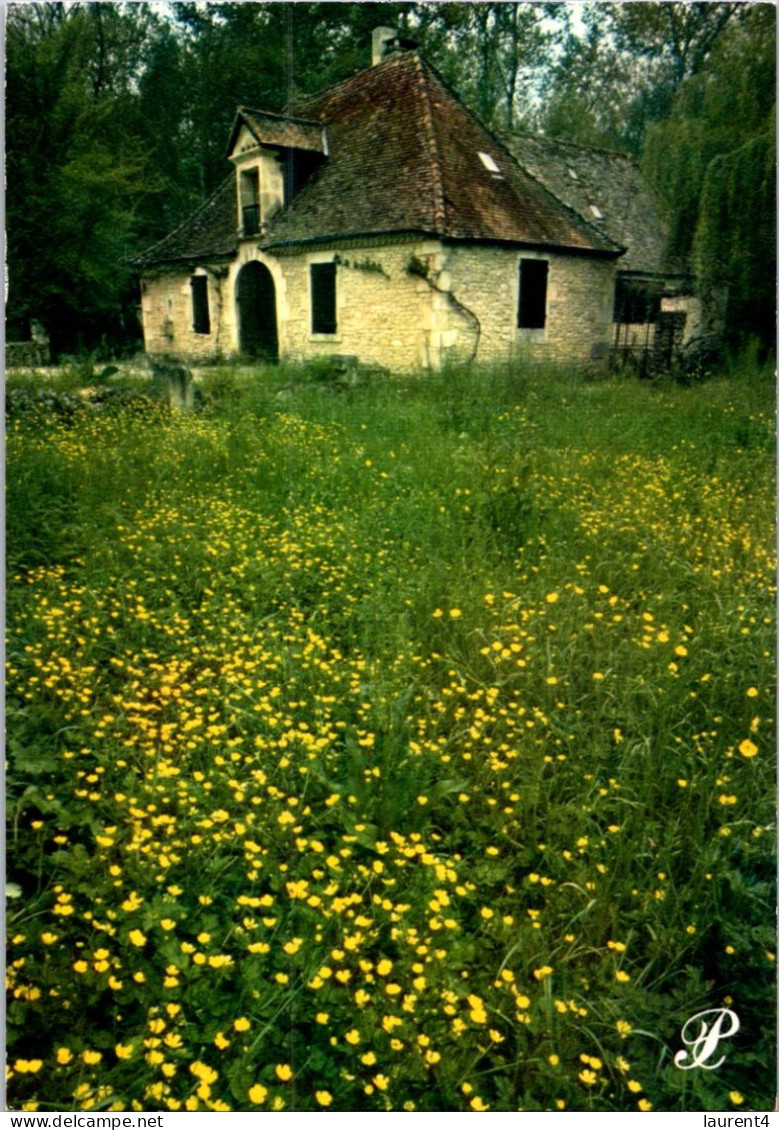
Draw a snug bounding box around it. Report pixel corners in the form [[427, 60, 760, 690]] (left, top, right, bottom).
[[236, 261, 278, 361]]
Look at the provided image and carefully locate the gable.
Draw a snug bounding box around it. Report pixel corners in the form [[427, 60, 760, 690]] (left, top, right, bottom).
[[226, 108, 327, 160], [230, 124, 261, 161]]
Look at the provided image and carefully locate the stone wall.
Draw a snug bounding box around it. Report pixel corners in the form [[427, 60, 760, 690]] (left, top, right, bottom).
[[140, 269, 227, 361], [661, 294, 702, 344], [443, 245, 616, 365], [140, 238, 618, 370], [278, 241, 440, 372]]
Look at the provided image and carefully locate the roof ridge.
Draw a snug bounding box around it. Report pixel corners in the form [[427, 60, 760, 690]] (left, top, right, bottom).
[[503, 129, 636, 163], [413, 54, 447, 236], [290, 49, 419, 117], [238, 105, 323, 128]]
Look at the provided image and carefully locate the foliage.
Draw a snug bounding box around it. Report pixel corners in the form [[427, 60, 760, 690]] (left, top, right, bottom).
[[6, 362, 775, 1112], [537, 1, 741, 155], [5, 2, 163, 353], [641, 4, 775, 348]]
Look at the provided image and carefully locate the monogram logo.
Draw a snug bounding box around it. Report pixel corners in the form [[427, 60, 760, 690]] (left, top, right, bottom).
[[674, 1008, 741, 1071]]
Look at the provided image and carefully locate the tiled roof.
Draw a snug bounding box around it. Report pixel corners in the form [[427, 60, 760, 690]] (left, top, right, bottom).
[[136, 50, 623, 269], [263, 52, 622, 255], [134, 176, 238, 269], [227, 108, 327, 155], [498, 132, 667, 275]]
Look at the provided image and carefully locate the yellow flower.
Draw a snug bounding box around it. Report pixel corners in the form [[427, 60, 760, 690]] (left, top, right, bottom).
[[233, 1017, 251, 1032], [82, 1050, 102, 1065], [376, 959, 393, 976], [316, 1091, 333, 1107], [128, 929, 147, 947], [14, 1060, 43, 1074], [545, 592, 559, 604], [449, 608, 462, 618], [616, 1020, 632, 1038], [470, 1096, 490, 1111], [190, 1062, 217, 1085], [627, 1080, 642, 1093], [738, 738, 758, 758], [615, 970, 631, 983], [638, 1099, 653, 1111], [533, 965, 553, 981], [579, 1069, 597, 1086], [56, 1048, 73, 1065], [248, 1084, 267, 1105], [115, 1044, 134, 1060], [729, 1092, 744, 1106], [276, 1063, 293, 1082]]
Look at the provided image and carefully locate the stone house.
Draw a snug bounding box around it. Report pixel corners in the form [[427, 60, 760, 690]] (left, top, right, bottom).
[[136, 29, 670, 373]]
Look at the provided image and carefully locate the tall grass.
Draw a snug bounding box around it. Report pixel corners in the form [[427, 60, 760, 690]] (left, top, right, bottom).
[[6, 356, 775, 1112]]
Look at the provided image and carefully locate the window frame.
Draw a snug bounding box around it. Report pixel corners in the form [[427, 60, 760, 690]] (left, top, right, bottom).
[[310, 262, 337, 336], [517, 258, 549, 331], [614, 279, 661, 326], [190, 274, 211, 335]]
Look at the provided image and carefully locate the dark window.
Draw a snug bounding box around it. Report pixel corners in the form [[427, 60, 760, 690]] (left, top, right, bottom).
[[311, 263, 337, 334], [240, 168, 260, 236], [614, 279, 661, 324], [190, 276, 210, 335], [518, 259, 548, 329]]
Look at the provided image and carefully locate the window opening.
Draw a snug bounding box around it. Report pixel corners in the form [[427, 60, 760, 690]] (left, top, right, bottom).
[[310, 263, 337, 334], [190, 275, 210, 335], [240, 168, 261, 236], [614, 279, 660, 325], [517, 259, 548, 329], [478, 151, 500, 174]]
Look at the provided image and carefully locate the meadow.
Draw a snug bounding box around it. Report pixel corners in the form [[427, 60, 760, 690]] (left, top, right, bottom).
[[5, 357, 776, 1112]]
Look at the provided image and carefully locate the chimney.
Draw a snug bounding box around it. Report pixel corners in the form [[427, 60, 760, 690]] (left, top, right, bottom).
[[372, 26, 397, 66]]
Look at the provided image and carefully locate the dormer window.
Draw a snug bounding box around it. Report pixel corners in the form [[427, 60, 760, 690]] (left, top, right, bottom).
[[240, 168, 260, 236], [227, 108, 328, 240]]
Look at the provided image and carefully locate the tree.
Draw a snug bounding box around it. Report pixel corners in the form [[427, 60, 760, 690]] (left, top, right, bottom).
[[640, 4, 775, 346], [536, 1, 740, 155], [5, 2, 164, 353]]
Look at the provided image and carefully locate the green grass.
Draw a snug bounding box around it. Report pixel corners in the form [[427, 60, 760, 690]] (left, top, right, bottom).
[[6, 357, 775, 1112]]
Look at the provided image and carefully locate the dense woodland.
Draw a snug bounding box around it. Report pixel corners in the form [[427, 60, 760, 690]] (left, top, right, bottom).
[[5, 1, 776, 358]]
